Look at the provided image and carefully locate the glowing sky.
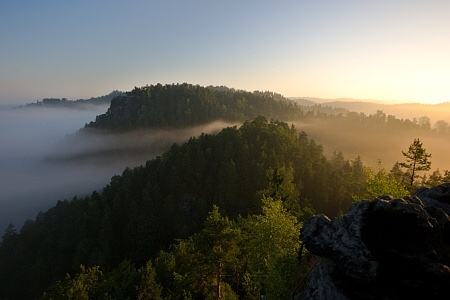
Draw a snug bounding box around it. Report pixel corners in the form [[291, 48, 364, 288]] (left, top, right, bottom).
[[1, 0, 449, 104]]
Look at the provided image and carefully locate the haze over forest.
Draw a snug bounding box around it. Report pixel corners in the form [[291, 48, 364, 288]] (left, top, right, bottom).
[[1, 86, 449, 232], [0, 103, 234, 231]]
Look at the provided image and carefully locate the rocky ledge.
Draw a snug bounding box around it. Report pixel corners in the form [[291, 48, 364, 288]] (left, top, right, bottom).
[[299, 183, 450, 299]]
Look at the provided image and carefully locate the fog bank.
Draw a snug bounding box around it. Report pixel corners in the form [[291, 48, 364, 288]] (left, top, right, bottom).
[[0, 105, 236, 232], [0, 106, 107, 231], [293, 120, 450, 172]]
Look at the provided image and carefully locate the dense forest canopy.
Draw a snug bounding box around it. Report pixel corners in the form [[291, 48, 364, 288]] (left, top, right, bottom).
[[85, 83, 303, 130]]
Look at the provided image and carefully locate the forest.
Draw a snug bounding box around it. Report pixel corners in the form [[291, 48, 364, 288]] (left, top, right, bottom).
[[85, 84, 302, 130], [23, 91, 124, 109], [1, 84, 450, 299]]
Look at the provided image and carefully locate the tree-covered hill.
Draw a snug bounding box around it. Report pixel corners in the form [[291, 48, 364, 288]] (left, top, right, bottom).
[[85, 83, 303, 130], [23, 90, 124, 109], [0, 117, 367, 299]]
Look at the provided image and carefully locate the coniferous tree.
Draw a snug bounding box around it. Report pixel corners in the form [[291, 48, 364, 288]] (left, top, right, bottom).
[[399, 138, 432, 186]]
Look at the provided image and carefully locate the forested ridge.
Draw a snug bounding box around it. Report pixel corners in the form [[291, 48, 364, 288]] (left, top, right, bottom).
[[85, 83, 303, 130]]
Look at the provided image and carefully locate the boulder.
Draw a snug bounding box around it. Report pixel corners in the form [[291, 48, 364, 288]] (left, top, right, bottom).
[[299, 183, 450, 299]]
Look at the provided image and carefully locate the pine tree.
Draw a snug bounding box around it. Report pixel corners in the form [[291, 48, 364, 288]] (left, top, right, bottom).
[[399, 138, 432, 186]]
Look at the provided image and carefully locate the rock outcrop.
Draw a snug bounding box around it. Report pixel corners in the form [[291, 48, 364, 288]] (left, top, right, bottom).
[[89, 95, 147, 130], [299, 184, 450, 299]]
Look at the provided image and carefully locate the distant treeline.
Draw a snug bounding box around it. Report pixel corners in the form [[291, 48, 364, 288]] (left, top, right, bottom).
[[303, 109, 450, 134], [24, 90, 124, 108]]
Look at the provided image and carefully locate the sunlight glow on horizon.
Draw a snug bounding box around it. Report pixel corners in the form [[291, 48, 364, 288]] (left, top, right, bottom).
[[1, 1, 450, 105]]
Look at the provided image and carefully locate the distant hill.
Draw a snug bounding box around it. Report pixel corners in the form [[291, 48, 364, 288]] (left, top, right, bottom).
[[292, 98, 450, 123], [288, 97, 317, 106], [23, 90, 124, 109], [86, 83, 303, 130]]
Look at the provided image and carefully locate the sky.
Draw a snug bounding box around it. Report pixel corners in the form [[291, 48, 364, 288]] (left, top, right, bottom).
[[1, 0, 450, 104]]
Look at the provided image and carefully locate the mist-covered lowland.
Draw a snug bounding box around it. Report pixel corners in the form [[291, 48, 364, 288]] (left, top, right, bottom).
[[294, 97, 450, 124], [0, 105, 108, 232], [1, 83, 449, 299], [0, 103, 235, 232]]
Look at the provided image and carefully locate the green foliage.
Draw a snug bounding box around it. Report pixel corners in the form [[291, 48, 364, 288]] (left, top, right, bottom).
[[353, 164, 409, 201], [37, 206, 297, 300], [154, 199, 301, 299], [99, 260, 140, 299], [137, 261, 163, 300], [239, 198, 301, 299], [399, 138, 432, 186], [41, 265, 103, 300], [258, 164, 299, 215], [422, 169, 450, 187], [41, 261, 164, 300], [154, 207, 242, 299]]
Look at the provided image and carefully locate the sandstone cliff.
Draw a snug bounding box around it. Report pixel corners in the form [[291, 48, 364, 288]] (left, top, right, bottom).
[[299, 184, 450, 299]]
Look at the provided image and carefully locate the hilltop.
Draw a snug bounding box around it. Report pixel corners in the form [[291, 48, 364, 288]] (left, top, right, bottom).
[[85, 83, 303, 130]]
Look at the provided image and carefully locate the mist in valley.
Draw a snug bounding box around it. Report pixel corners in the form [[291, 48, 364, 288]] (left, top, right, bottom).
[[0, 105, 237, 232], [299, 99, 450, 125], [2, 100, 449, 234], [293, 118, 450, 173]]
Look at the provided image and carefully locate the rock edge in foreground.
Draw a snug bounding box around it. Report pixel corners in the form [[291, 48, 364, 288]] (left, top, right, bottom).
[[299, 183, 450, 299]]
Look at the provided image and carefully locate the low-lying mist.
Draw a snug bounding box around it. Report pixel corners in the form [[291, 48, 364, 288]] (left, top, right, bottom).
[[3, 103, 447, 233], [0, 105, 237, 232], [0, 105, 109, 231], [293, 119, 450, 172], [46, 121, 238, 164]]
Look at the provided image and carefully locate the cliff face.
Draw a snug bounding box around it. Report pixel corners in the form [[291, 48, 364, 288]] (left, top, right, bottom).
[[299, 184, 450, 299], [90, 95, 147, 130]]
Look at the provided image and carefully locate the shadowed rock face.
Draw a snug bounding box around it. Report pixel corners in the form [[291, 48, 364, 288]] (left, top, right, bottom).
[[299, 184, 450, 300]]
